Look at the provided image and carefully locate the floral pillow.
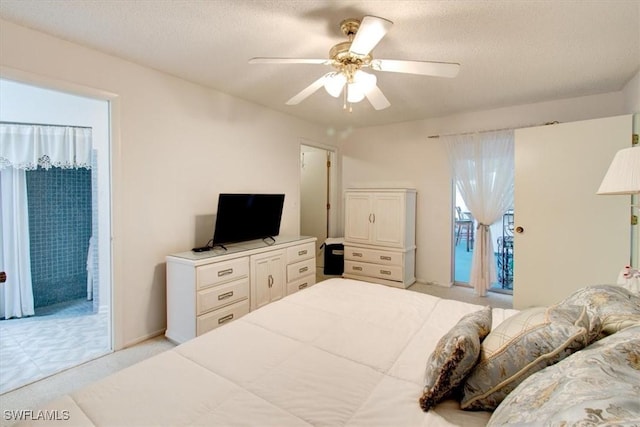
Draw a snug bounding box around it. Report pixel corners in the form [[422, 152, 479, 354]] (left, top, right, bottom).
[[460, 304, 592, 411], [487, 325, 640, 426], [418, 306, 492, 411], [558, 284, 640, 337]]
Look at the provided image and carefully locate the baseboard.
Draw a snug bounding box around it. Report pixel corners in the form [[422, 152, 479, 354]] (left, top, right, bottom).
[[123, 329, 167, 349], [423, 280, 454, 288]]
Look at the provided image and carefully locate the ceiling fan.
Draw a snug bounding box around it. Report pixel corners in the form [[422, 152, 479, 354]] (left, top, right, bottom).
[[249, 15, 460, 112]]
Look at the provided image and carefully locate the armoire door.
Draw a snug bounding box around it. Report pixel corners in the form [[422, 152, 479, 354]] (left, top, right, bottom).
[[513, 115, 632, 309], [344, 192, 373, 244], [371, 192, 405, 247]]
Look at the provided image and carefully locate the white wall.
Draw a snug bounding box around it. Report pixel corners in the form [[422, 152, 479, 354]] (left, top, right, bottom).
[[339, 90, 631, 288], [0, 18, 333, 348], [0, 79, 112, 316], [623, 70, 640, 113]]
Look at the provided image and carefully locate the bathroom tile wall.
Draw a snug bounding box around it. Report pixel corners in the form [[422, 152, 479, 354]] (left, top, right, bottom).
[[26, 167, 92, 308]]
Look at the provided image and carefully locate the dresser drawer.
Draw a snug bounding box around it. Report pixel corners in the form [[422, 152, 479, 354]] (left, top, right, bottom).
[[286, 275, 316, 295], [286, 242, 315, 264], [344, 260, 403, 281], [196, 277, 249, 315], [287, 258, 315, 282], [196, 257, 249, 290], [196, 299, 249, 336], [344, 246, 402, 266]]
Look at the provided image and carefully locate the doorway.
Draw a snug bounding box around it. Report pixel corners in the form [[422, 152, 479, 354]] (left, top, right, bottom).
[[300, 143, 338, 281], [0, 79, 112, 393], [453, 184, 514, 294]]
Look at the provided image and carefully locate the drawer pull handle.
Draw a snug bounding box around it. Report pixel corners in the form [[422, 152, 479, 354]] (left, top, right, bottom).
[[352, 252, 363, 257], [298, 283, 308, 290], [298, 250, 308, 256], [353, 266, 363, 271], [218, 314, 234, 324], [299, 266, 308, 273], [380, 270, 392, 275], [380, 256, 392, 261], [218, 291, 234, 300], [218, 268, 233, 277]]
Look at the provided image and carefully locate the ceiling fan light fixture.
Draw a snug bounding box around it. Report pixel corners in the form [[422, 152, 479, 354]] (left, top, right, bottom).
[[345, 70, 377, 103], [347, 82, 366, 103], [324, 72, 346, 97], [354, 70, 376, 92]]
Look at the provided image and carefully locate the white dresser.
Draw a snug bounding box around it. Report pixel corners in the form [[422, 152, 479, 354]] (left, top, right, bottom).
[[166, 236, 316, 344], [343, 189, 416, 288]]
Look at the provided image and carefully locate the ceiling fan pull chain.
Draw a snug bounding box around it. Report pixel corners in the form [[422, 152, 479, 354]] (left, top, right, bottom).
[[343, 86, 348, 110]]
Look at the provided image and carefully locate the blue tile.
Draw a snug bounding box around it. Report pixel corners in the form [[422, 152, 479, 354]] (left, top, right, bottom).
[[25, 167, 92, 308]]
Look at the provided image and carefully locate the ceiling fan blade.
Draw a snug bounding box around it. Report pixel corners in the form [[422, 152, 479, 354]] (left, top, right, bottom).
[[249, 57, 330, 65], [286, 74, 330, 105], [364, 85, 391, 110], [372, 59, 460, 78], [349, 16, 393, 57]]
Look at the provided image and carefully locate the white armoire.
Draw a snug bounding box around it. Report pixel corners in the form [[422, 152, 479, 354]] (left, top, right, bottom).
[[343, 188, 416, 288]]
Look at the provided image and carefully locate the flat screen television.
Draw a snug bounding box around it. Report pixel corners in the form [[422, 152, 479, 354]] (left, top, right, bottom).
[[212, 193, 285, 246]]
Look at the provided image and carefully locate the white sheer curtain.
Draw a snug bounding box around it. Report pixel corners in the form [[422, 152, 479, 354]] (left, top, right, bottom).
[[444, 130, 514, 296], [0, 168, 35, 318], [0, 123, 92, 318]]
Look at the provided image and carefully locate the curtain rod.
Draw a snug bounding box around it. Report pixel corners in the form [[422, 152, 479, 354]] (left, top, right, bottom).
[[0, 121, 92, 130], [427, 121, 559, 139]]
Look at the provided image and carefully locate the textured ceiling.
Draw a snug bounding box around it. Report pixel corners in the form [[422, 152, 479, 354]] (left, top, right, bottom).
[[1, 0, 638, 129]]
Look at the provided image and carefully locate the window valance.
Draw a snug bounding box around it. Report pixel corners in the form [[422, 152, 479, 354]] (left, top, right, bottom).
[[0, 123, 92, 170]]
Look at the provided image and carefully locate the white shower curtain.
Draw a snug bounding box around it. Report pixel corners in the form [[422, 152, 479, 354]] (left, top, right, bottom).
[[0, 123, 92, 318], [0, 168, 35, 319], [444, 130, 514, 296]]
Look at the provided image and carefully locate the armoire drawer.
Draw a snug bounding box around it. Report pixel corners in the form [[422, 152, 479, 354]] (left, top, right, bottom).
[[344, 260, 403, 282], [287, 258, 315, 282], [196, 257, 249, 290], [286, 275, 316, 295], [196, 299, 250, 336], [286, 242, 315, 264], [344, 246, 403, 266], [196, 277, 249, 316]]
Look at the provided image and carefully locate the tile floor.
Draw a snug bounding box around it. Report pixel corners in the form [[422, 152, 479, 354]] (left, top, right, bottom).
[[0, 299, 111, 394]]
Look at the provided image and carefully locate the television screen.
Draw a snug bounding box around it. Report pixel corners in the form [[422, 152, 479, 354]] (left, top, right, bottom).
[[212, 193, 285, 245]]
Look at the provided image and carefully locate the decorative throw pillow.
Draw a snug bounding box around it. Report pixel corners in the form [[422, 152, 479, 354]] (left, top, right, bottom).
[[419, 306, 492, 411], [460, 304, 592, 411], [558, 284, 640, 337], [487, 325, 640, 426]]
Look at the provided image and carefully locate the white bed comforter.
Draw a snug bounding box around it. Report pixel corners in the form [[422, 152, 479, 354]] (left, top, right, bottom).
[[21, 278, 518, 427]]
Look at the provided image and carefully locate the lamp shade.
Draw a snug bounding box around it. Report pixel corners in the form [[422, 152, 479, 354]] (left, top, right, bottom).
[[323, 72, 346, 98], [597, 146, 640, 195], [346, 70, 376, 103]]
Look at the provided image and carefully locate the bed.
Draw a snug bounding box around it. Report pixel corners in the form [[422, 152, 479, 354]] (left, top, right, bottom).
[[16, 278, 640, 426]]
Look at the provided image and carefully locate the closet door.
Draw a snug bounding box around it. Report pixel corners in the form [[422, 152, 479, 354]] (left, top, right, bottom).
[[513, 115, 632, 309]]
